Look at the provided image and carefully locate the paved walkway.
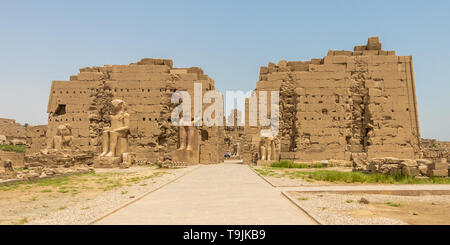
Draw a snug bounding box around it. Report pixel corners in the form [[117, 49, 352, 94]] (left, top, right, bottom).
[[95, 163, 317, 225]]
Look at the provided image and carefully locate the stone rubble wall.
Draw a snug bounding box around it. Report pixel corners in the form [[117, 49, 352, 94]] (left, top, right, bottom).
[[0, 118, 27, 141], [26, 125, 47, 153], [352, 154, 449, 177], [1, 149, 94, 181], [421, 138, 450, 164], [0, 119, 47, 153], [253, 37, 421, 162]]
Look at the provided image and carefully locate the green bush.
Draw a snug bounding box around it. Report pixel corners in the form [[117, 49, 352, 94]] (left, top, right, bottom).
[[271, 160, 325, 169], [0, 145, 26, 153], [386, 202, 401, 207], [296, 170, 450, 184]]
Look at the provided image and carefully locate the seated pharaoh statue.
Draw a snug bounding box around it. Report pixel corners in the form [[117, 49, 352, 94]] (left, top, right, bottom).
[[100, 99, 130, 158], [49, 124, 74, 151]]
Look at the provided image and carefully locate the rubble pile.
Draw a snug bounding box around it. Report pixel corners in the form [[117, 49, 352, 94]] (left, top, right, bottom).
[[351, 153, 449, 177]]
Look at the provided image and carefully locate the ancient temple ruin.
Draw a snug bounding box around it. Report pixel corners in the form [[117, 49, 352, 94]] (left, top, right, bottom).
[[29, 37, 423, 167], [45, 58, 224, 165], [248, 37, 421, 163]]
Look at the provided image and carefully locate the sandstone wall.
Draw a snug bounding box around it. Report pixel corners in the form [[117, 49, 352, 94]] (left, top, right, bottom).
[[26, 125, 48, 153], [46, 58, 222, 164], [0, 151, 25, 168], [254, 37, 421, 162], [0, 118, 27, 140]]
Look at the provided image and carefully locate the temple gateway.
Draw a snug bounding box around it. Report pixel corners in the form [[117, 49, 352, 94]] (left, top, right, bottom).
[[33, 37, 420, 167]]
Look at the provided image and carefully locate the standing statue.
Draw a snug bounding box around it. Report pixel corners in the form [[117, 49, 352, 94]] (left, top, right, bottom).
[[173, 117, 200, 165], [259, 136, 277, 161], [49, 124, 73, 150], [178, 120, 187, 151], [178, 118, 199, 152], [273, 137, 281, 161], [100, 99, 130, 157], [260, 138, 267, 160], [231, 143, 240, 157], [266, 136, 274, 161], [178, 118, 195, 151]]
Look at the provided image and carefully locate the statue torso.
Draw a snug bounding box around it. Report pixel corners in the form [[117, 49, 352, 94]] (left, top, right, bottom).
[[110, 112, 127, 130]]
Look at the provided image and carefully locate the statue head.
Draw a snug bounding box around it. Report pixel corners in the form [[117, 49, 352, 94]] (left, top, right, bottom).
[[112, 99, 126, 114], [56, 124, 72, 136]]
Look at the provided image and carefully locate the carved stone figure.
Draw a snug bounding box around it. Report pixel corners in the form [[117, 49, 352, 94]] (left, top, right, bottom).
[[260, 138, 267, 161], [186, 127, 196, 151], [173, 118, 200, 165], [0, 135, 8, 145], [2, 160, 16, 179], [273, 137, 281, 161], [232, 143, 240, 157], [100, 99, 130, 157], [266, 136, 274, 161], [258, 136, 279, 162], [178, 118, 187, 150], [49, 124, 73, 150], [178, 118, 196, 151]]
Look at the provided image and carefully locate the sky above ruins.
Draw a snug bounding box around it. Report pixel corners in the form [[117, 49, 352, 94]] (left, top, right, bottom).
[[0, 0, 449, 140]]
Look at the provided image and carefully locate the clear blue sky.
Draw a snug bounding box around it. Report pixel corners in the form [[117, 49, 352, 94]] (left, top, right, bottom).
[[0, 0, 449, 140]]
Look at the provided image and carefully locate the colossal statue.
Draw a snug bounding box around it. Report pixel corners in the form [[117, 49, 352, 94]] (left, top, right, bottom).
[[259, 136, 280, 162], [100, 99, 130, 157], [232, 142, 240, 157], [173, 118, 200, 165], [49, 124, 73, 150], [260, 138, 267, 161]]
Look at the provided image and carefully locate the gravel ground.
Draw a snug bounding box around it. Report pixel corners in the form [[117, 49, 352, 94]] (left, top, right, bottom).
[[288, 192, 412, 225], [261, 174, 320, 187], [27, 166, 196, 225], [288, 192, 450, 225]]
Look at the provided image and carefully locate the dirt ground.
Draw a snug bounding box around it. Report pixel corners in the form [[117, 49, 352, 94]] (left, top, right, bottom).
[[352, 199, 450, 225], [0, 166, 181, 225], [289, 191, 450, 225]]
